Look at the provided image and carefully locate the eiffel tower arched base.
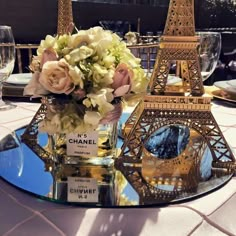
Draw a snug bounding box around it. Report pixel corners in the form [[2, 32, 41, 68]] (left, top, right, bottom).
[[115, 95, 235, 204], [120, 95, 235, 163]]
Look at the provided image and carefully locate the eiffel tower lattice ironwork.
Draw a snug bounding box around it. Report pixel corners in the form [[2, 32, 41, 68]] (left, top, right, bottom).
[[57, 0, 73, 35], [150, 0, 204, 96], [115, 0, 235, 204]]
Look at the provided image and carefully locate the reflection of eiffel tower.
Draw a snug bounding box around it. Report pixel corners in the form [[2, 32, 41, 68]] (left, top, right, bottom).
[[142, 129, 206, 190], [115, 0, 235, 204]]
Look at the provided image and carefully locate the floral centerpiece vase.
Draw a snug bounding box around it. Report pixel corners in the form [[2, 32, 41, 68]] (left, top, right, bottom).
[[24, 26, 147, 166]]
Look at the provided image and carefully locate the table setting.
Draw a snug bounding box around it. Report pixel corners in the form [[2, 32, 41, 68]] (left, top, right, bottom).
[[1, 67, 236, 208], [1, 0, 236, 234], [211, 79, 236, 104], [1, 84, 236, 199], [1, 76, 236, 235], [1, 18, 236, 208]]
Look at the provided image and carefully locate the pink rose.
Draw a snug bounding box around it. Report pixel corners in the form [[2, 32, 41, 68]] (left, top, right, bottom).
[[41, 48, 58, 66], [23, 71, 49, 97], [112, 63, 133, 97], [39, 59, 75, 95]]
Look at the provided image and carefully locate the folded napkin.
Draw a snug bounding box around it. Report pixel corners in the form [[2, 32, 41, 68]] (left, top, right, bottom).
[[2, 82, 41, 103]]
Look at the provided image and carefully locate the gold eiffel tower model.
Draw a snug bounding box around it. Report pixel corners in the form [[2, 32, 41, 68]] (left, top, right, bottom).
[[57, 0, 73, 35], [21, 0, 74, 170], [115, 0, 235, 204]]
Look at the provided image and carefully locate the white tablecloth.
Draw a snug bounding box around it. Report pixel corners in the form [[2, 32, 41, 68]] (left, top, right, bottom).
[[0, 99, 236, 236], [0, 102, 40, 140]]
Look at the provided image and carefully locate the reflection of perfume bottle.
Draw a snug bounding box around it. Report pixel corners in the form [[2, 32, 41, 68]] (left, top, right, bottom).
[[51, 164, 117, 206]]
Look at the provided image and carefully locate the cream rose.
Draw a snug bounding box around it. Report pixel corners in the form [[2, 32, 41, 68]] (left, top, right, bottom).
[[39, 59, 75, 94]]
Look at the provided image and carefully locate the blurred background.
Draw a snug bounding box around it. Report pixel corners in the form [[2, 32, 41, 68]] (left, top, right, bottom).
[[0, 0, 235, 84]]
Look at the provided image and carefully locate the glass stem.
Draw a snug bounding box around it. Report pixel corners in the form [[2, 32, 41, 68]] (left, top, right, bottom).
[[0, 82, 5, 105]]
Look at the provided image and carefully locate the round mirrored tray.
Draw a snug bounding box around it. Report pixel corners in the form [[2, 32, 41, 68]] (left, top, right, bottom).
[[0, 125, 233, 207]]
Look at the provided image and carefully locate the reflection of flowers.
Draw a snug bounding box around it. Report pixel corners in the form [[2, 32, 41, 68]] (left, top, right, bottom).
[[24, 26, 147, 133]]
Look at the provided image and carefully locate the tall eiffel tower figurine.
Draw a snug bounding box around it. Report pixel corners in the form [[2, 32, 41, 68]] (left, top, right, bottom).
[[150, 0, 204, 96], [115, 0, 235, 204], [57, 0, 73, 35]]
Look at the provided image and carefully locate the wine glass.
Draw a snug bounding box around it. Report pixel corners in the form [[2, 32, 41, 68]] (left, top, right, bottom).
[[0, 25, 16, 110], [196, 31, 222, 82]]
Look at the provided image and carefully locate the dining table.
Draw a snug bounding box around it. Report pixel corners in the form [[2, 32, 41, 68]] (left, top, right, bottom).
[[1, 82, 236, 236]]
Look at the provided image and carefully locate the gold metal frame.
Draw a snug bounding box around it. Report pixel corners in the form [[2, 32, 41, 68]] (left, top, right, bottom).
[[127, 43, 159, 77], [15, 44, 38, 73]]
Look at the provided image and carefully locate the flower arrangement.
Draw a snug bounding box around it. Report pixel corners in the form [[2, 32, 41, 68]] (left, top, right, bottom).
[[24, 26, 147, 134]]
